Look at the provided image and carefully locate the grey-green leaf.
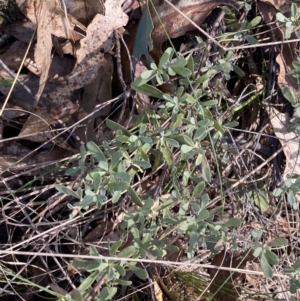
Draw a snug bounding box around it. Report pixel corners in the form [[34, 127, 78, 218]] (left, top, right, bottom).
[[202, 155, 211, 183], [98, 287, 117, 301], [129, 265, 148, 280], [131, 83, 164, 99], [192, 181, 205, 197], [260, 253, 273, 278], [264, 249, 279, 266], [106, 119, 131, 136], [268, 237, 288, 247], [127, 186, 143, 207], [78, 271, 98, 292], [222, 218, 241, 227], [171, 66, 192, 77], [55, 184, 79, 199], [108, 181, 129, 191]]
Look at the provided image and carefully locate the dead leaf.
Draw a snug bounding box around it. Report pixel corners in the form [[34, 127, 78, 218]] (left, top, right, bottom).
[[258, 0, 291, 12], [151, 0, 240, 44], [33, 0, 52, 106], [18, 0, 128, 146], [76, 0, 128, 63], [16, 0, 85, 40], [63, 0, 105, 25], [266, 106, 300, 179], [75, 53, 113, 143]]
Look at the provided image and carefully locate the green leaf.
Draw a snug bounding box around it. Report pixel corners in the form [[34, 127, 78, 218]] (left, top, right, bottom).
[[132, 160, 151, 169], [89, 245, 99, 256], [187, 55, 195, 76], [171, 66, 192, 77], [192, 181, 205, 197], [113, 264, 126, 276], [80, 195, 96, 207], [292, 60, 300, 70], [170, 57, 187, 67], [201, 99, 218, 106], [110, 239, 123, 255], [224, 121, 239, 127], [290, 278, 300, 294], [128, 265, 148, 280], [267, 237, 288, 247], [87, 141, 107, 162], [260, 253, 273, 278], [93, 173, 101, 193], [117, 245, 136, 258], [202, 155, 211, 183], [222, 218, 241, 227], [291, 3, 297, 19], [233, 65, 245, 77], [78, 271, 98, 292], [160, 144, 174, 166], [288, 190, 296, 207], [194, 127, 207, 141], [159, 47, 173, 68], [253, 192, 269, 212], [131, 83, 164, 99], [252, 229, 262, 240], [73, 259, 89, 268], [253, 247, 262, 257], [127, 186, 143, 207], [99, 161, 108, 171], [115, 279, 132, 286], [264, 249, 279, 265], [112, 190, 122, 203], [170, 134, 194, 146], [276, 12, 289, 23], [132, 5, 154, 68], [294, 258, 300, 270], [98, 287, 117, 301], [273, 187, 284, 197], [182, 94, 197, 103], [55, 184, 79, 199], [111, 151, 123, 170], [281, 85, 297, 106], [108, 181, 129, 191], [247, 16, 261, 29], [106, 119, 131, 136], [196, 209, 209, 221], [0, 79, 17, 87], [141, 70, 156, 80], [113, 172, 131, 182], [245, 34, 258, 44], [86, 260, 103, 272], [165, 138, 180, 147], [70, 289, 84, 301]]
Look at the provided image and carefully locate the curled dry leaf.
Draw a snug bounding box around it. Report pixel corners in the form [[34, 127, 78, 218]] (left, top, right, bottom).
[[266, 107, 300, 180], [151, 0, 241, 44], [19, 0, 128, 146], [63, 0, 105, 25], [16, 0, 85, 40], [15, 0, 85, 107], [33, 0, 52, 106], [76, 0, 128, 63], [258, 0, 291, 12]]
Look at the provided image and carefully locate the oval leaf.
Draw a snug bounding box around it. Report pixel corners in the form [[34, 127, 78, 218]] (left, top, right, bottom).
[[127, 186, 143, 207], [192, 181, 205, 197]]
